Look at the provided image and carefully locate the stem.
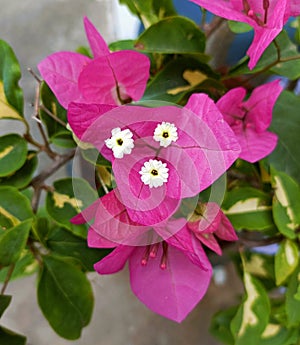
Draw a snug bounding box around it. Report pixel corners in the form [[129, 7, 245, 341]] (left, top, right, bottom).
[[1, 264, 15, 295], [205, 17, 225, 38], [30, 149, 75, 212]]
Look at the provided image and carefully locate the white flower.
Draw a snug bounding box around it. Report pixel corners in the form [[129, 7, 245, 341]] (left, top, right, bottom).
[[153, 122, 178, 147], [139, 159, 169, 188], [105, 127, 134, 158]]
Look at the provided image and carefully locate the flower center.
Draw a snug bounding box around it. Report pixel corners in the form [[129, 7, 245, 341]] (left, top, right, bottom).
[[162, 131, 169, 138], [116, 138, 123, 146], [105, 127, 134, 159], [243, 0, 268, 26], [139, 159, 169, 188]]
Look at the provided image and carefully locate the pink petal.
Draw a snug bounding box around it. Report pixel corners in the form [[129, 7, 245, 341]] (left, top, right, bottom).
[[67, 102, 117, 140], [94, 245, 134, 274], [215, 212, 238, 241], [184, 93, 241, 189], [237, 127, 278, 163], [244, 80, 283, 132], [70, 198, 100, 224], [188, 202, 222, 234], [189, 0, 247, 22], [78, 51, 150, 105], [38, 52, 91, 108], [129, 244, 212, 322], [166, 225, 211, 270], [93, 190, 151, 245], [83, 16, 110, 58], [216, 88, 246, 126], [194, 231, 222, 255], [87, 228, 118, 248]]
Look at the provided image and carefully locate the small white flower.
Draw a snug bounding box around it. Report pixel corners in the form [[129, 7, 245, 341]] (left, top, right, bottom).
[[105, 127, 134, 158], [139, 159, 169, 188], [153, 122, 178, 147]]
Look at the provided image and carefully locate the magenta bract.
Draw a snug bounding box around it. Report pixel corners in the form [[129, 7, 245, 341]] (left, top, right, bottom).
[[38, 17, 150, 108], [217, 80, 282, 162], [68, 93, 240, 228], [189, 0, 300, 69]]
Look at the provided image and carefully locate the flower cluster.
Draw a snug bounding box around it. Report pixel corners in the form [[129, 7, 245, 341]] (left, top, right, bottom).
[[39, 16, 282, 323]]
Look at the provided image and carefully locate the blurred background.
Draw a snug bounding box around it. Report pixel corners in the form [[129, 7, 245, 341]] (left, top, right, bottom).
[[0, 1, 242, 344]]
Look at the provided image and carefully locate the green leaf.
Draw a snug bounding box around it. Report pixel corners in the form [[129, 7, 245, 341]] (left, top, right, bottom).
[[135, 16, 206, 54], [0, 134, 27, 177], [268, 91, 300, 184], [0, 40, 23, 116], [0, 219, 32, 266], [285, 265, 300, 327], [46, 178, 98, 238], [47, 227, 111, 271], [210, 306, 237, 345], [39, 82, 74, 148], [228, 21, 253, 33], [0, 186, 33, 231], [259, 324, 298, 345], [119, 0, 158, 27], [0, 250, 37, 282], [0, 326, 26, 345], [231, 272, 270, 345], [230, 31, 300, 80], [0, 295, 12, 318], [222, 188, 274, 231], [81, 147, 111, 167], [109, 39, 136, 52], [142, 56, 221, 103], [31, 216, 51, 247], [38, 255, 94, 340], [0, 151, 38, 189], [275, 239, 299, 285], [271, 169, 300, 239]]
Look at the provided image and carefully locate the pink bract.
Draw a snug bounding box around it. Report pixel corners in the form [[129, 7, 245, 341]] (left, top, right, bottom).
[[189, 0, 300, 69], [217, 80, 282, 162], [38, 17, 150, 108], [68, 93, 241, 227], [187, 202, 238, 255], [89, 222, 212, 323]]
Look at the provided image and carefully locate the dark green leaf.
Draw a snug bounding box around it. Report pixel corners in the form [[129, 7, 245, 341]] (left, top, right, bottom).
[[230, 31, 300, 80], [210, 306, 237, 345], [0, 186, 33, 231], [285, 265, 300, 327], [0, 134, 27, 177], [32, 217, 51, 246], [0, 251, 37, 282], [47, 227, 111, 271], [0, 40, 23, 116], [46, 178, 98, 238], [39, 82, 73, 148], [0, 295, 12, 318], [135, 16, 206, 54], [0, 326, 26, 345], [0, 219, 32, 266], [268, 91, 300, 184], [81, 147, 111, 167], [228, 21, 253, 33], [0, 151, 37, 188], [119, 0, 158, 26], [38, 255, 94, 339], [142, 56, 220, 103], [231, 272, 270, 345]]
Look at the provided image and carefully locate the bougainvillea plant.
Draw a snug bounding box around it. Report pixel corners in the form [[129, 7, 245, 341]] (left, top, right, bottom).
[[1, 0, 300, 343]]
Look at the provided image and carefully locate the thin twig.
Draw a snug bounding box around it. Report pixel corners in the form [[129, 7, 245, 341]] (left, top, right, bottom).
[[1, 264, 15, 295]]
